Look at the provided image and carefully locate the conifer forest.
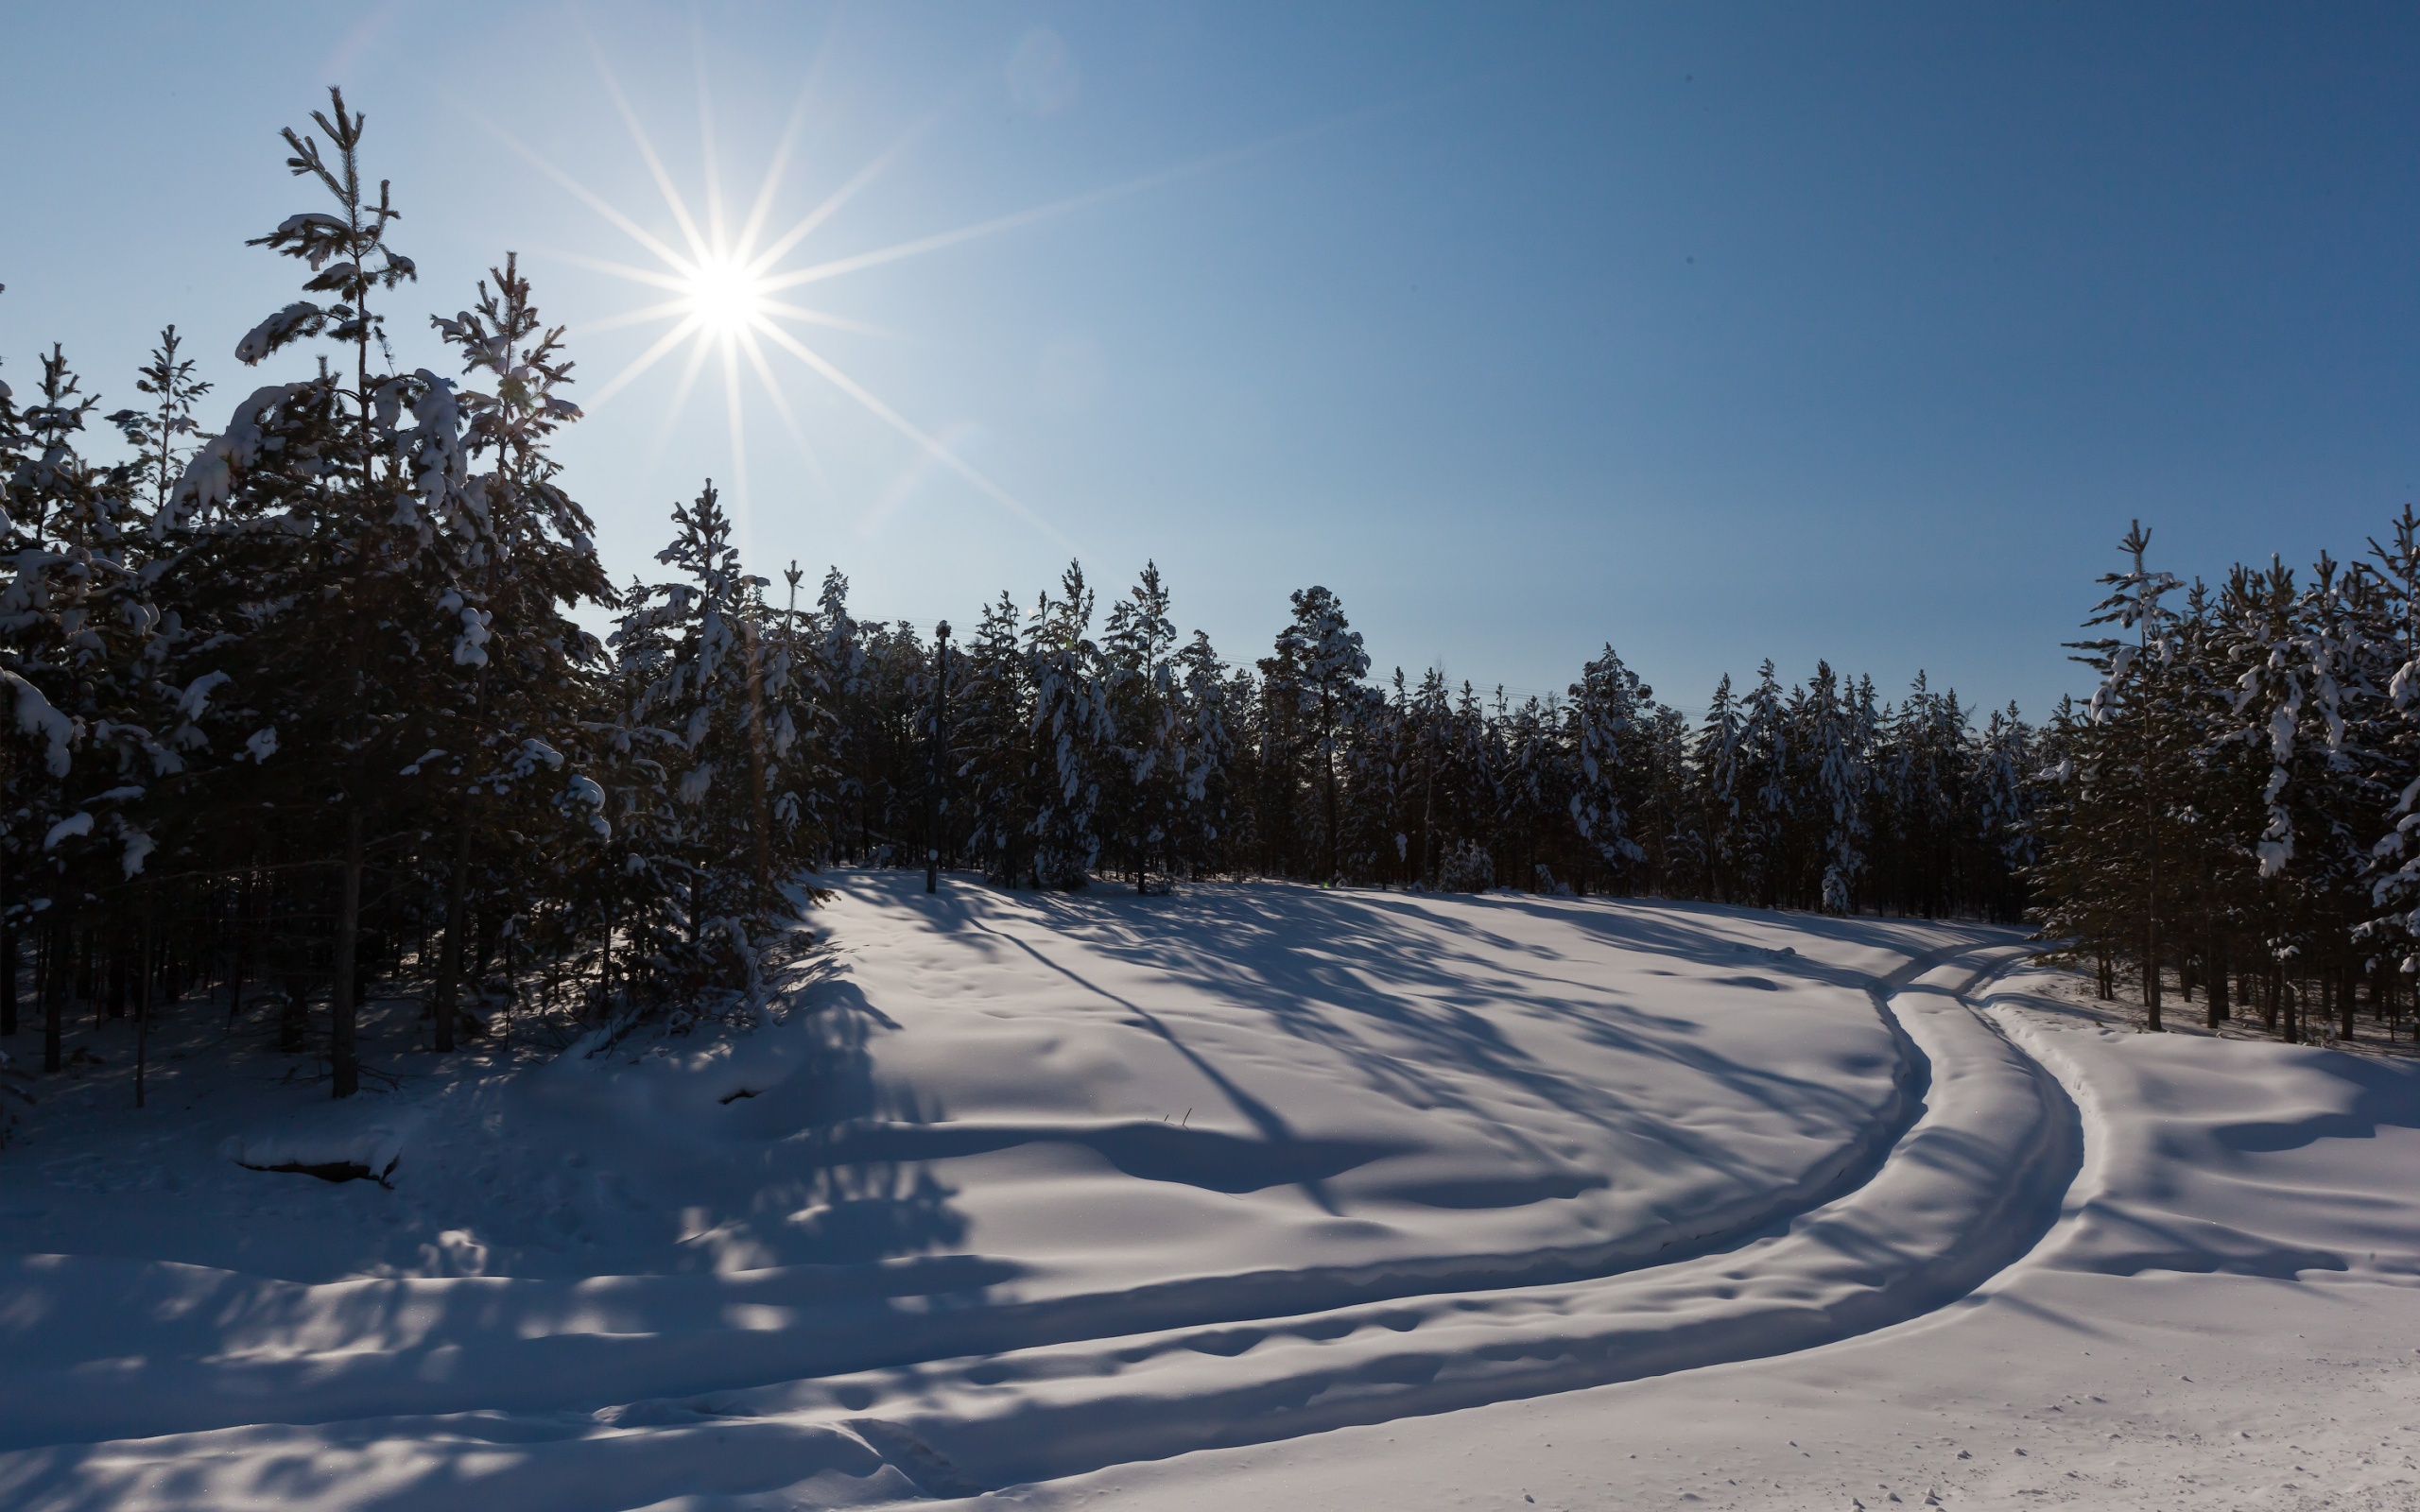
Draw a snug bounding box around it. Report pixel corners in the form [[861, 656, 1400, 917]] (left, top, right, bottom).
[[1, 90, 2411, 1130], [11, 20, 2420, 1503]]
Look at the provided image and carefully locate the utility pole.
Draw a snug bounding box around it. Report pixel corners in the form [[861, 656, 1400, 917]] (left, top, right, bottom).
[[927, 620, 952, 895]]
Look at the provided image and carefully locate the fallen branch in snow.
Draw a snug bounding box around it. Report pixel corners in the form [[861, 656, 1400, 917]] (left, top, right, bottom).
[[235, 1155, 398, 1188]]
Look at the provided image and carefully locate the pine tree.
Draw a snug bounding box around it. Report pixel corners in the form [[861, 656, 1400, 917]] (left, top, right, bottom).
[[608, 482, 809, 1002], [415, 254, 614, 1051], [956, 593, 1034, 885], [1809, 661, 1869, 915], [1272, 586, 1369, 883], [1025, 562, 1112, 889], [1102, 562, 1183, 890], [1171, 630, 1236, 879], [1568, 645, 1649, 894]]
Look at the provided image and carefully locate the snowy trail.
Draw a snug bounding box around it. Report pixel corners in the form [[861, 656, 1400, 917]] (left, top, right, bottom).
[[617, 948, 2077, 1494], [0, 882, 1959, 1451], [0, 923, 2082, 1511]]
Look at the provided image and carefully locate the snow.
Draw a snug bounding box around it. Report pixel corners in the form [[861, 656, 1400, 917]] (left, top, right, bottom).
[[1, 875, 2414, 1510], [5, 667, 80, 777]]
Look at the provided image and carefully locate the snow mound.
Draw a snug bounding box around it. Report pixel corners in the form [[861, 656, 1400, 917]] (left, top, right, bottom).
[[218, 1113, 415, 1183]]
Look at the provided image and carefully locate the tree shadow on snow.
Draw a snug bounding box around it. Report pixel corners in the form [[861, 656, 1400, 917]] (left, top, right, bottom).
[[863, 876, 2012, 1195]]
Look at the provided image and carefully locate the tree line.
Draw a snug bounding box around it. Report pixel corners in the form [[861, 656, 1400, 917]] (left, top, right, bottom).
[[2030, 519, 2420, 1044], [2, 90, 2061, 1111]]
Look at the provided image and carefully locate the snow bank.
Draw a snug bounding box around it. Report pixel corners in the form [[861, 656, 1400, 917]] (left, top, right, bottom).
[[218, 1115, 414, 1184]]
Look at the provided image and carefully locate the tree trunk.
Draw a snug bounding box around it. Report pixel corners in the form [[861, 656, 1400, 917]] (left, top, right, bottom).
[[433, 818, 471, 1054], [228, 868, 252, 1025], [743, 619, 773, 902], [2206, 930, 2227, 1029], [43, 919, 63, 1074], [1320, 686, 1340, 884], [330, 806, 364, 1098], [135, 903, 154, 1109], [1419, 752, 1436, 888], [2142, 926, 2163, 1032], [1, 863, 14, 1038], [77, 928, 95, 1027], [279, 977, 311, 1052]]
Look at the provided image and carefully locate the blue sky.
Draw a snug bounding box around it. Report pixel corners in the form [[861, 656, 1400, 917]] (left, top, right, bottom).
[[5, 3, 2418, 718]]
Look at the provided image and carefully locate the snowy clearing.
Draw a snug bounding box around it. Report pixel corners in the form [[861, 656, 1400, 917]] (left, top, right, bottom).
[[2, 873, 2415, 1509]]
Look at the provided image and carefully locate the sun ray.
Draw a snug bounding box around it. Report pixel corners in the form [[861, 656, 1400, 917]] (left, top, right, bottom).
[[454, 101, 698, 275], [584, 34, 713, 266], [858, 421, 982, 540], [743, 109, 950, 279], [738, 325, 838, 503], [640, 332, 719, 478], [693, 35, 730, 257], [720, 334, 752, 548], [751, 317, 1068, 546], [759, 300, 914, 342], [585, 312, 707, 413], [735, 26, 845, 263], [759, 114, 1382, 296], [535, 246, 696, 295], [567, 296, 698, 339]]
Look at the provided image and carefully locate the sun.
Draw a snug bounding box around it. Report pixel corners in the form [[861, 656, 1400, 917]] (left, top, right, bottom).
[[490, 60, 1068, 542], [488, 48, 1258, 545], [683, 256, 766, 336]]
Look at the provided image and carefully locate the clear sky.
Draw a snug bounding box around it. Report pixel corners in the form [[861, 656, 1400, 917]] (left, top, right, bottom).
[[5, 3, 2417, 719]]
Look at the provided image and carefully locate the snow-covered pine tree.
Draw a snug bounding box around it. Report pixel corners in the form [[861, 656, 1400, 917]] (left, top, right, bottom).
[[954, 592, 1034, 884], [1272, 586, 1369, 883], [2058, 522, 2187, 1028], [414, 254, 615, 1050], [1568, 644, 1650, 895], [1404, 666, 1451, 885], [1737, 661, 1792, 908], [1635, 699, 1698, 896], [95, 326, 213, 528], [1101, 562, 1184, 891], [1974, 701, 2037, 923], [808, 570, 870, 862], [1250, 636, 1307, 877], [178, 86, 450, 1094], [0, 343, 22, 1041], [2215, 552, 2372, 1040], [609, 482, 808, 1003], [0, 346, 154, 1073], [1025, 562, 1112, 889], [1356, 669, 1420, 887], [1808, 660, 1869, 915], [1693, 674, 1744, 903], [2360, 507, 2420, 1011], [1170, 629, 1236, 879]]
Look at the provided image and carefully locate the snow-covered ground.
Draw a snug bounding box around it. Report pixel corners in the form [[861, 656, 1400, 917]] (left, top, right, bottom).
[[1, 873, 2414, 1510]]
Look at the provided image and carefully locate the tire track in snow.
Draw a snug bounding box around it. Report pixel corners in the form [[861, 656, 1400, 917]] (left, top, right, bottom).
[[713, 942, 2083, 1495], [0, 944, 2085, 1511], [0, 926, 1942, 1452]]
